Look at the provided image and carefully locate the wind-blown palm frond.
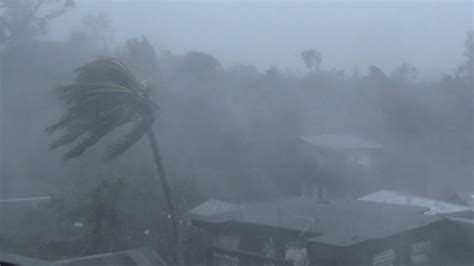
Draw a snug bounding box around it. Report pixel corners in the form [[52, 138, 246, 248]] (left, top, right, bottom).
[[47, 57, 158, 160], [64, 123, 116, 160], [104, 117, 153, 160]]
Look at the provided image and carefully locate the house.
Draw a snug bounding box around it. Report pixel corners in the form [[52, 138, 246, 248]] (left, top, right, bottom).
[[307, 207, 474, 265], [191, 197, 473, 265], [191, 198, 320, 265], [297, 134, 384, 198]]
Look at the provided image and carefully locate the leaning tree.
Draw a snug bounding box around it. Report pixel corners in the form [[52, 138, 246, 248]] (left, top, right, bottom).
[[47, 57, 184, 265]]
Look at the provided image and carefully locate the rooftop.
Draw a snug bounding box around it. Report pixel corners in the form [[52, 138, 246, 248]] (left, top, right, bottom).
[[191, 197, 439, 247], [299, 134, 383, 150], [359, 190, 472, 215]]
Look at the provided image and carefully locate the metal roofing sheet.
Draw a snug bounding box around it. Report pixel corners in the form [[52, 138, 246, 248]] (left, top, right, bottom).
[[191, 197, 439, 246], [359, 190, 471, 215], [299, 134, 383, 150]]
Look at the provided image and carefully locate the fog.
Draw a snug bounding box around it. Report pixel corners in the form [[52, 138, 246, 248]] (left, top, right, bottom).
[[48, 1, 473, 80], [0, 0, 473, 265]]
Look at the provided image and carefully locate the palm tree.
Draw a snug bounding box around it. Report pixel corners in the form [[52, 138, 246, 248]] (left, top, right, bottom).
[[47, 57, 184, 265]]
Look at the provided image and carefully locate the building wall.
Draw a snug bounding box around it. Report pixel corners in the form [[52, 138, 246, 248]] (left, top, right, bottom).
[[307, 221, 474, 266]]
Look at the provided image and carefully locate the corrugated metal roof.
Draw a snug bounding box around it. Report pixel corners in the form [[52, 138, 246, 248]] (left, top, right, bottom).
[[191, 199, 240, 217], [299, 134, 383, 150], [192, 198, 315, 233], [307, 200, 439, 246], [191, 197, 439, 246], [359, 190, 471, 215]]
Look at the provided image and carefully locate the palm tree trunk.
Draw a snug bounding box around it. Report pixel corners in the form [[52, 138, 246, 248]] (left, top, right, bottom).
[[147, 129, 184, 266]]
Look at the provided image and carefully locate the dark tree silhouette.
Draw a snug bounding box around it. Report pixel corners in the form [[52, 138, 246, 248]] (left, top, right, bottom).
[[301, 49, 322, 71]]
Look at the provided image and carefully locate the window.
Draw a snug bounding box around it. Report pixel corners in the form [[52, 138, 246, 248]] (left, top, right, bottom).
[[411, 240, 431, 265], [372, 249, 395, 266]]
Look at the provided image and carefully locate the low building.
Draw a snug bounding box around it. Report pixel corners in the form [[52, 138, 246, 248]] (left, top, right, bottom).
[[191, 197, 473, 265]]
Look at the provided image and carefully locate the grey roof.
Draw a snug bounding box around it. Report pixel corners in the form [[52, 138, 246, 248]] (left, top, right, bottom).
[[191, 197, 439, 246], [54, 247, 166, 266], [359, 190, 472, 215], [191, 198, 317, 234], [307, 200, 439, 246], [299, 134, 383, 150], [191, 199, 240, 217]]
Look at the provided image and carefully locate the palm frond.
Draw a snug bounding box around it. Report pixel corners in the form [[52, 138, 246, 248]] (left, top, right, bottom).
[[48, 128, 88, 150], [75, 58, 140, 89], [63, 123, 116, 160], [48, 57, 158, 160], [104, 117, 153, 160]]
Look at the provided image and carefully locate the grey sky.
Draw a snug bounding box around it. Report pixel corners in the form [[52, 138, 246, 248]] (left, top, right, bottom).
[[49, 0, 473, 80]]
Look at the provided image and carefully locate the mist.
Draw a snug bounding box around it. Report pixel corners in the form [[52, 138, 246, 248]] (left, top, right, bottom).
[[48, 1, 473, 80], [0, 0, 473, 265]]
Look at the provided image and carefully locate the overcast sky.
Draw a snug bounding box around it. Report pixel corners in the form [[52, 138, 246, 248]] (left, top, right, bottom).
[[49, 0, 473, 80]]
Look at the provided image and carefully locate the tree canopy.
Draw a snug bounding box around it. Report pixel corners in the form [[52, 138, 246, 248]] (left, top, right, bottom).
[[47, 57, 158, 160]]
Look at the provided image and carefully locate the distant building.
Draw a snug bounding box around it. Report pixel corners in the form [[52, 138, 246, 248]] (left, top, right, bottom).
[[191, 197, 473, 265], [298, 134, 384, 198]]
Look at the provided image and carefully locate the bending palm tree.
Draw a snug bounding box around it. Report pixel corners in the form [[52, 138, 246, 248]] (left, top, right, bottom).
[[47, 57, 184, 265]]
